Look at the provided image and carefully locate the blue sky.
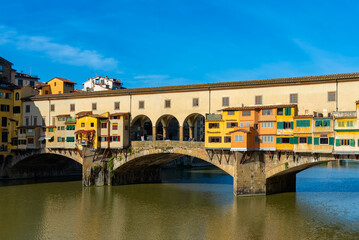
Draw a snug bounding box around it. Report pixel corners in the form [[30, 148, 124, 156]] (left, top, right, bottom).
[[1, 0, 359, 89]]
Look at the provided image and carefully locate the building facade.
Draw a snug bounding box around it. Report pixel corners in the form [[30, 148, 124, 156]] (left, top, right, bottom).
[[82, 76, 123, 92]]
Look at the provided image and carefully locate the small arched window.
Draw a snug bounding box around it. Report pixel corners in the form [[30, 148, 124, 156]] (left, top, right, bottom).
[[15, 93, 19, 100]]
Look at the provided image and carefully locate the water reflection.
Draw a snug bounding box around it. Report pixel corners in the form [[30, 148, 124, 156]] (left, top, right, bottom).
[[0, 162, 359, 239]]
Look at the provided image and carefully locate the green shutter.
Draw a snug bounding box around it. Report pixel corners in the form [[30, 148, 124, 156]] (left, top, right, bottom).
[[285, 108, 291, 116], [336, 139, 341, 146], [314, 137, 319, 145], [277, 122, 284, 129], [293, 136, 298, 144], [350, 139, 355, 146], [307, 136, 312, 144], [290, 122, 294, 129], [276, 137, 281, 144], [66, 137, 75, 142], [296, 120, 300, 127], [306, 120, 311, 127], [329, 137, 334, 146], [290, 137, 294, 144], [326, 120, 331, 127]]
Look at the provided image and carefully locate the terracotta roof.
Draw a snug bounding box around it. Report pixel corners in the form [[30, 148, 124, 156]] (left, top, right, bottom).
[[222, 104, 297, 111], [110, 112, 130, 117], [30, 72, 359, 101], [76, 111, 93, 116], [48, 77, 76, 84], [228, 129, 251, 134], [293, 115, 314, 119], [0, 56, 13, 65], [74, 89, 84, 93], [46, 125, 56, 128], [56, 114, 71, 117], [75, 130, 95, 134]]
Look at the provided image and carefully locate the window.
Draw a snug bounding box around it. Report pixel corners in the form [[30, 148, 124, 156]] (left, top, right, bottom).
[[0, 92, 2, 98], [13, 106, 20, 114], [261, 136, 274, 143], [92, 103, 97, 111], [226, 122, 238, 128], [66, 137, 75, 142], [328, 91, 336, 102], [112, 136, 120, 141], [28, 138, 34, 144], [15, 93, 19, 100], [26, 105, 30, 113], [347, 121, 354, 127], [1, 132, 8, 143], [224, 136, 231, 143], [114, 102, 120, 110], [165, 99, 171, 108], [261, 122, 274, 128], [2, 117, 6, 127], [25, 117, 29, 126], [281, 138, 290, 143], [33, 117, 37, 126], [66, 125, 75, 130], [222, 97, 229, 107], [285, 108, 292, 116], [299, 137, 307, 143], [81, 123, 85, 127], [255, 95, 262, 105], [57, 137, 65, 142], [320, 138, 329, 145], [290, 93, 298, 104], [240, 122, 244, 127], [20, 129, 26, 134], [0, 65, 2, 71], [193, 98, 199, 107], [18, 140, 26, 145], [296, 120, 311, 127], [4, 93, 10, 99], [29, 81, 34, 87], [48, 128, 54, 132], [242, 111, 251, 116], [234, 135, 243, 142], [283, 122, 292, 129], [70, 104, 75, 112], [277, 108, 283, 115], [101, 122, 107, 128], [262, 109, 272, 115], [90, 123, 94, 127], [227, 111, 234, 115], [112, 123, 118, 130], [341, 139, 350, 146], [255, 136, 259, 143], [208, 137, 221, 143], [139, 101, 145, 109], [208, 123, 219, 128], [0, 105, 9, 112], [246, 122, 250, 127], [50, 104, 55, 112], [54, 82, 57, 86], [338, 121, 345, 127]]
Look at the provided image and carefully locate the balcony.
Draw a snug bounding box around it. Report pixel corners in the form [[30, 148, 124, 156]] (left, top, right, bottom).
[[206, 114, 222, 121], [332, 111, 356, 118]]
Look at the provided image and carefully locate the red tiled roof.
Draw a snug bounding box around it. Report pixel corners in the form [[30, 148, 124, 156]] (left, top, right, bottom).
[[293, 115, 314, 119], [76, 111, 93, 116], [56, 114, 71, 117], [110, 112, 130, 117], [49, 77, 76, 84], [222, 104, 297, 111]]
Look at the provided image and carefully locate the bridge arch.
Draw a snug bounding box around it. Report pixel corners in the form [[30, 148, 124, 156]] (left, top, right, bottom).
[[131, 114, 154, 141], [155, 114, 180, 140], [4, 153, 83, 179], [183, 113, 205, 141]]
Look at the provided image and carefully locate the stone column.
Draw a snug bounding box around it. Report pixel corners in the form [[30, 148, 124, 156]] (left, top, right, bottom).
[[179, 126, 183, 141], [162, 127, 168, 140], [233, 152, 266, 196], [189, 126, 195, 139], [152, 126, 156, 142]]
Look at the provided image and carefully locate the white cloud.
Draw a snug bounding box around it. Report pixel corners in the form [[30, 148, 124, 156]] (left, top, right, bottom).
[[0, 26, 118, 70]]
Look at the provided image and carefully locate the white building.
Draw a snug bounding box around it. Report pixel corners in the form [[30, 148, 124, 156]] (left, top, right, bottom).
[[82, 76, 123, 92]]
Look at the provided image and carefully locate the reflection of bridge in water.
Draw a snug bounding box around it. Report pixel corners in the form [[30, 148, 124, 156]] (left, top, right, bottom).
[[1, 139, 352, 196]]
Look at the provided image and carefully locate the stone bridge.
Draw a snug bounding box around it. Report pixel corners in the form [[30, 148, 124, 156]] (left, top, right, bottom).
[[0, 141, 351, 196]]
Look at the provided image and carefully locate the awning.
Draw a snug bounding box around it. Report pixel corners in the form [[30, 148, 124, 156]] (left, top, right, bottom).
[[75, 130, 95, 135], [44, 136, 54, 140], [38, 137, 45, 141]]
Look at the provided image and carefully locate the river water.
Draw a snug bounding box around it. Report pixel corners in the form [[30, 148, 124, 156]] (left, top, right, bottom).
[[1, 161, 359, 240]]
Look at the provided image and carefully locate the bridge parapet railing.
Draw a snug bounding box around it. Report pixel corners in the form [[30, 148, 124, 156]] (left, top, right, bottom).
[[131, 140, 204, 149]]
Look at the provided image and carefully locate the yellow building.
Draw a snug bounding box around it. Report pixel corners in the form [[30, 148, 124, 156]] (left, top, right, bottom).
[[276, 104, 297, 151], [312, 116, 334, 153], [293, 115, 313, 152], [205, 110, 240, 149], [39, 77, 75, 95], [333, 105, 359, 154]]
